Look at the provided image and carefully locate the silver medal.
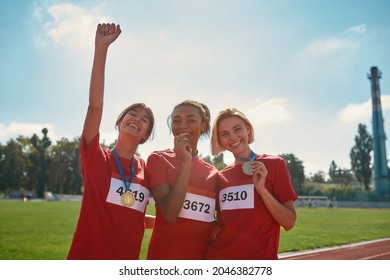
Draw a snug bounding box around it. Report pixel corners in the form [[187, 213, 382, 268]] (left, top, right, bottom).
[[242, 162, 253, 175]]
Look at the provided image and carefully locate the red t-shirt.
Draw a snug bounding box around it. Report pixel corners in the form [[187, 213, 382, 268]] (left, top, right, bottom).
[[67, 134, 149, 260], [207, 154, 298, 260], [146, 150, 218, 260]]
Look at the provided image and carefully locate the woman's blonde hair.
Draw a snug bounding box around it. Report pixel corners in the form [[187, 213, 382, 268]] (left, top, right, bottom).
[[211, 108, 254, 155]]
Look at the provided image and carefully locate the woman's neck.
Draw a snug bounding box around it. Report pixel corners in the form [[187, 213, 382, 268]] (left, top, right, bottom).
[[191, 145, 199, 157], [234, 148, 254, 163], [114, 141, 138, 159]]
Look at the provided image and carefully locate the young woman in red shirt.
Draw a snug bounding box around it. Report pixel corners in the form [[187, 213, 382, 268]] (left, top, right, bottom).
[[67, 23, 155, 260], [146, 100, 218, 259], [207, 108, 297, 260]]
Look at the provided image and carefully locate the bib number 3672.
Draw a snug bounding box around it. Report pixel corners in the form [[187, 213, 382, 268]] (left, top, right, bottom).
[[179, 192, 215, 222]]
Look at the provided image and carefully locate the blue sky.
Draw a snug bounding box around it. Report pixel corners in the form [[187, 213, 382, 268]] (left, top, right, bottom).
[[1, 0, 389, 177]]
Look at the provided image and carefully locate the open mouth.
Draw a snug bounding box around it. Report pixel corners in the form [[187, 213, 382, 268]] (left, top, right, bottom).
[[230, 140, 242, 148], [127, 123, 139, 131], [175, 132, 191, 138]]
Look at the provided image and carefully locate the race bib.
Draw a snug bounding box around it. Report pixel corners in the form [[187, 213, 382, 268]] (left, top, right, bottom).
[[106, 177, 149, 212], [178, 192, 216, 222], [219, 184, 254, 211]]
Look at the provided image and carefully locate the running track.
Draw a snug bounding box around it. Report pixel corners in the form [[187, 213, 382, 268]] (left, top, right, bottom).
[[279, 238, 390, 260]]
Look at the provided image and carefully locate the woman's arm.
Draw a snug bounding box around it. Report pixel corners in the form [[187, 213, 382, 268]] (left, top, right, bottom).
[[150, 133, 193, 223], [150, 161, 192, 223], [252, 162, 297, 231], [82, 23, 121, 147], [257, 189, 296, 231]]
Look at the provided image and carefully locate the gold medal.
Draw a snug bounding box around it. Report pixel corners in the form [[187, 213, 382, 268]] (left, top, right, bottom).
[[121, 191, 135, 207], [242, 162, 253, 175]]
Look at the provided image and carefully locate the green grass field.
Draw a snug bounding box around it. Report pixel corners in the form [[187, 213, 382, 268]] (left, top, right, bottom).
[[1, 200, 389, 260]]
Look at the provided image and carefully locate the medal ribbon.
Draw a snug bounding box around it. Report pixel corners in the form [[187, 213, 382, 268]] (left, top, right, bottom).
[[235, 150, 255, 162], [112, 148, 135, 192]]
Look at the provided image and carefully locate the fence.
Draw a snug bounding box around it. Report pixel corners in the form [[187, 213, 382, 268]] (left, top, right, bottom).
[[295, 196, 332, 208]]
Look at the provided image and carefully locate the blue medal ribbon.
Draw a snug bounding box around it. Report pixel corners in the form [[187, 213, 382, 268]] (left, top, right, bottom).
[[235, 150, 255, 162], [112, 148, 135, 192]]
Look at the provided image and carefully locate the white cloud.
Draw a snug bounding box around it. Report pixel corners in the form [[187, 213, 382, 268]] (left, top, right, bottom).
[[346, 24, 367, 34], [381, 95, 390, 110], [111, 32, 215, 85], [296, 36, 359, 77], [338, 95, 390, 124], [0, 122, 57, 143], [302, 37, 355, 57], [339, 100, 371, 123], [246, 98, 291, 126], [35, 3, 109, 50]]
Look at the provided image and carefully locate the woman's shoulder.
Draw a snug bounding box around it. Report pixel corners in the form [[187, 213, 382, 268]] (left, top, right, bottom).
[[149, 149, 174, 157], [257, 154, 289, 173], [134, 153, 146, 164], [197, 157, 219, 171], [217, 162, 237, 177], [147, 149, 175, 164], [257, 154, 285, 163]]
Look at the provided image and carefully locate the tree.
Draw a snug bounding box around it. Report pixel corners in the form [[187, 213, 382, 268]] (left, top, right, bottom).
[[329, 161, 338, 183], [212, 153, 227, 171], [0, 143, 4, 191], [311, 171, 326, 183], [202, 153, 227, 170], [12, 136, 38, 193], [48, 137, 82, 194], [334, 168, 354, 186], [202, 155, 212, 164], [328, 161, 354, 185], [279, 153, 305, 194], [350, 123, 373, 191], [0, 139, 26, 193], [29, 128, 52, 198]]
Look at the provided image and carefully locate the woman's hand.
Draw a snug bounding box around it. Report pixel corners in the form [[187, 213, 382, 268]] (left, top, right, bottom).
[[252, 161, 268, 194], [95, 23, 121, 48], [174, 133, 193, 163]]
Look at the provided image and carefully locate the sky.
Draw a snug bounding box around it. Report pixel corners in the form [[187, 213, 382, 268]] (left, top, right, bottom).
[[1, 0, 389, 177]]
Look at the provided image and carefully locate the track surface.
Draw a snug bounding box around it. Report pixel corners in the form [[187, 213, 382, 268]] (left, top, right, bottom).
[[280, 238, 390, 260]]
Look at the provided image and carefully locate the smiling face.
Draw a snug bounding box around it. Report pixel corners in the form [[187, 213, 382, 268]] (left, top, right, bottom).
[[116, 103, 154, 144], [211, 108, 254, 156], [120, 108, 150, 138], [217, 116, 252, 158], [170, 105, 205, 146]]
